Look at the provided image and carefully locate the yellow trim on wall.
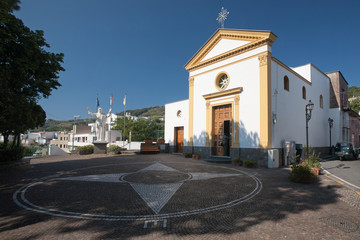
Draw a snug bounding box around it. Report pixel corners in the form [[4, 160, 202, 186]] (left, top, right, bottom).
[[258, 52, 272, 148], [203, 89, 243, 149], [190, 51, 267, 78], [234, 94, 240, 148], [188, 77, 194, 146], [205, 100, 210, 147], [203, 87, 243, 100], [185, 29, 277, 72]]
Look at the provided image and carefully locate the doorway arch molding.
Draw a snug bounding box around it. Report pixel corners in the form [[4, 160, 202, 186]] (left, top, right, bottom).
[[203, 87, 242, 149]]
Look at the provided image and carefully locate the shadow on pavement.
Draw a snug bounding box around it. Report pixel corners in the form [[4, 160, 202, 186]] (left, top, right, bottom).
[[0, 154, 354, 239]]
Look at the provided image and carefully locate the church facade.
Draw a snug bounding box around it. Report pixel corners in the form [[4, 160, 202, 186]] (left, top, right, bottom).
[[165, 29, 346, 166]]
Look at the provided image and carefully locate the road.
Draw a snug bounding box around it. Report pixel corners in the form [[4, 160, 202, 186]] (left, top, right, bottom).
[[321, 158, 360, 191]]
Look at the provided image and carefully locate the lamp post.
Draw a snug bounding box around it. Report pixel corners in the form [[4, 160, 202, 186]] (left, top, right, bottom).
[[328, 118, 333, 155], [305, 100, 314, 159], [72, 115, 81, 151]]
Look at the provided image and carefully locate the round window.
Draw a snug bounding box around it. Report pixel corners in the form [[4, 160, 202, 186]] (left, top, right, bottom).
[[215, 73, 229, 90]]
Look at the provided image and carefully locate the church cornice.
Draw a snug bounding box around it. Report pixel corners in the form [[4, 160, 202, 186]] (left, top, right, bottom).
[[185, 29, 277, 72]]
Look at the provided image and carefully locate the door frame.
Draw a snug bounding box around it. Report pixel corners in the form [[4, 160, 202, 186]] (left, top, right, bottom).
[[174, 126, 184, 153], [203, 88, 242, 154], [211, 103, 233, 156]]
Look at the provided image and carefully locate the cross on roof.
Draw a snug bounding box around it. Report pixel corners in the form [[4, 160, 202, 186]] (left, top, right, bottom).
[[216, 7, 229, 28]]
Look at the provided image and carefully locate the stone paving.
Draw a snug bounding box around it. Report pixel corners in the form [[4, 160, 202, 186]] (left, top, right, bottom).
[[0, 153, 360, 239]]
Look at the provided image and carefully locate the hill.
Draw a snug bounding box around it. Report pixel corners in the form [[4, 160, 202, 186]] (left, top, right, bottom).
[[33, 118, 95, 132], [348, 86, 360, 98], [32, 106, 165, 132], [117, 106, 164, 118]]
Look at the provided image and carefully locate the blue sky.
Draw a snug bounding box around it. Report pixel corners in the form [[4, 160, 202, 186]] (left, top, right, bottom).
[[15, 0, 360, 120]]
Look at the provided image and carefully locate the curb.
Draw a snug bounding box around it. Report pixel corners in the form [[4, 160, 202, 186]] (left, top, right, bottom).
[[321, 167, 360, 196]]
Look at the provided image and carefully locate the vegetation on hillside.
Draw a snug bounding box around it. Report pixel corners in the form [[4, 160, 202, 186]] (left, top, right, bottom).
[[33, 119, 94, 132], [33, 106, 164, 132], [112, 117, 164, 141], [117, 106, 164, 118], [348, 86, 360, 98], [349, 86, 360, 114]]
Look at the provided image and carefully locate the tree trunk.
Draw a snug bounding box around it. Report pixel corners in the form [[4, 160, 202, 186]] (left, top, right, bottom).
[[3, 133, 9, 149], [16, 134, 21, 147]]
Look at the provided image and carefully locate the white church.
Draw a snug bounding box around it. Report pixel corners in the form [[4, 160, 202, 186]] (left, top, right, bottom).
[[165, 29, 348, 167]]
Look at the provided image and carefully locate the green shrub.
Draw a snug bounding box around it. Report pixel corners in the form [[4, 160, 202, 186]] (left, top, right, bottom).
[[108, 145, 122, 154], [77, 145, 94, 155], [184, 152, 192, 158], [289, 163, 316, 183], [23, 146, 37, 156], [302, 145, 321, 168], [0, 143, 24, 162], [244, 160, 257, 168], [232, 158, 243, 166]]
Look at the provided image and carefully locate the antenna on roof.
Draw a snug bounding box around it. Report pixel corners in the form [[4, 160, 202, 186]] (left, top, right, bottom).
[[216, 7, 229, 29]]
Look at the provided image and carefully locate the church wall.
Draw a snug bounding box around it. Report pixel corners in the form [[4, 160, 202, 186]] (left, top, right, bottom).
[[165, 99, 189, 146], [272, 62, 330, 149], [191, 55, 261, 148]]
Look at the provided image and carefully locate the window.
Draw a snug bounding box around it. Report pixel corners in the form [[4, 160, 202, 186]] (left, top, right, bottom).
[[177, 110, 182, 118], [302, 86, 306, 99], [215, 72, 230, 90], [320, 95, 323, 108], [284, 76, 289, 91]]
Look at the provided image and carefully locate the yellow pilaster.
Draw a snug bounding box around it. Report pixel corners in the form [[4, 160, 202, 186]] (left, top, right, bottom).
[[188, 77, 194, 146], [233, 94, 240, 148], [258, 52, 272, 148], [205, 100, 210, 147]]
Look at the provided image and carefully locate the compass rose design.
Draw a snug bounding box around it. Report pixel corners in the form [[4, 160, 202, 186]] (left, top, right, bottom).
[[13, 162, 262, 221], [55, 162, 242, 214]]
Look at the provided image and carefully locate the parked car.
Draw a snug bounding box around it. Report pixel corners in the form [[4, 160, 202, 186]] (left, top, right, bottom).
[[335, 142, 357, 160]]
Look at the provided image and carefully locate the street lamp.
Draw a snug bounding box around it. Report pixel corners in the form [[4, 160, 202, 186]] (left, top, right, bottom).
[[72, 115, 81, 151], [305, 100, 314, 159], [328, 118, 333, 155]]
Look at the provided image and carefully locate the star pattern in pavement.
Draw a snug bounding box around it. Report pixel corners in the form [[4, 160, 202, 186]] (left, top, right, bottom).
[[55, 162, 242, 214]]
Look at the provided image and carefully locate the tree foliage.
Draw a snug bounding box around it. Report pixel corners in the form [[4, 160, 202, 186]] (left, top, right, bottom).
[[113, 118, 164, 141], [0, 1, 64, 148], [348, 86, 360, 98], [350, 98, 360, 115]]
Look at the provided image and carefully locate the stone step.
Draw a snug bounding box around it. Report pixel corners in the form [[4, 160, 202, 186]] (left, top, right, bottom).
[[204, 156, 232, 164]]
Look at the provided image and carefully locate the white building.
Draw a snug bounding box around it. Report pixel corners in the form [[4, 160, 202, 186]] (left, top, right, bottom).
[[165, 29, 345, 166]]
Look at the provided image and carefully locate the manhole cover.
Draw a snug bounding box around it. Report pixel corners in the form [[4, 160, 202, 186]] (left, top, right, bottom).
[[320, 216, 358, 233]]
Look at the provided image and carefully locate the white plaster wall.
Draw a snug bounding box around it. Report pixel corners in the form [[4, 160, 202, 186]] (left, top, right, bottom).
[[192, 57, 260, 148], [291, 65, 311, 82], [272, 62, 330, 148], [202, 39, 251, 61], [329, 108, 341, 145], [165, 100, 189, 145]]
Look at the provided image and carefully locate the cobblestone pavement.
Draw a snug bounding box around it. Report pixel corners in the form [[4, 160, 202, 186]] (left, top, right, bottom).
[[1, 153, 360, 240]]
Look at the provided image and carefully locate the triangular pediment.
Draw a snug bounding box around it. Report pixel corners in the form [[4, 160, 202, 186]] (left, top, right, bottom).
[[185, 29, 277, 71]]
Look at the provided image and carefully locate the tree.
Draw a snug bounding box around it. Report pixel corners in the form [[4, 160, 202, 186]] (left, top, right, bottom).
[[0, 0, 64, 149], [350, 98, 360, 115], [113, 118, 164, 141]]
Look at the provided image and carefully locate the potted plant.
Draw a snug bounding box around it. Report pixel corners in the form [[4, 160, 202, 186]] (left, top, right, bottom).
[[244, 160, 257, 168], [157, 138, 165, 144], [192, 153, 201, 160], [289, 163, 317, 183], [144, 138, 153, 144], [184, 152, 192, 158], [232, 158, 242, 166]]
